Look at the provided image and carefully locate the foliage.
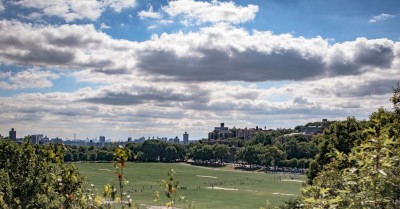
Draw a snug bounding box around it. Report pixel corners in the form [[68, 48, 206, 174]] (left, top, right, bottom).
[[188, 143, 230, 163], [302, 108, 400, 208], [391, 82, 400, 118], [155, 169, 194, 209], [306, 117, 367, 183], [101, 146, 135, 209], [0, 139, 90, 209]]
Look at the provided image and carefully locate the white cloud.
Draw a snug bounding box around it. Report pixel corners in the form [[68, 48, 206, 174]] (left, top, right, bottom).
[[105, 0, 136, 12], [0, 20, 398, 84], [0, 69, 60, 90], [147, 25, 157, 30], [138, 5, 162, 19], [161, 0, 259, 25], [158, 19, 174, 25], [0, 20, 137, 75], [100, 23, 110, 29], [369, 13, 395, 23], [12, 0, 136, 22], [136, 24, 397, 82]]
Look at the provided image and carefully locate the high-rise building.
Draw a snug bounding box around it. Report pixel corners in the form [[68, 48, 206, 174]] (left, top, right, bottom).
[[183, 132, 189, 145], [30, 134, 44, 144], [31, 135, 38, 144], [9, 128, 16, 140], [174, 136, 180, 144], [99, 136, 106, 146]]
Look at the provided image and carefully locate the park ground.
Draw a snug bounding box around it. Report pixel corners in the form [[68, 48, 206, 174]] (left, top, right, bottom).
[[75, 162, 305, 209]]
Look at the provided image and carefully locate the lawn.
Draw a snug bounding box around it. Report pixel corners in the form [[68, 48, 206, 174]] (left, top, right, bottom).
[[75, 162, 304, 209]]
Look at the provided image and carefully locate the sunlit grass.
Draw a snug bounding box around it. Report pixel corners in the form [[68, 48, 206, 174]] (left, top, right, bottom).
[[75, 162, 304, 209]]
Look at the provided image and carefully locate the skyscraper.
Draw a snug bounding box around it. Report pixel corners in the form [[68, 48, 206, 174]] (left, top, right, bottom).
[[183, 132, 189, 145], [99, 136, 106, 147], [9, 128, 16, 140]]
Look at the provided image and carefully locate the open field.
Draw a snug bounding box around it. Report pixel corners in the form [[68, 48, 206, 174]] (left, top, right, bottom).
[[75, 163, 305, 209]]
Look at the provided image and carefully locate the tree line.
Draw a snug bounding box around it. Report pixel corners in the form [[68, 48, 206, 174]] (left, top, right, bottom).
[[63, 128, 319, 170]]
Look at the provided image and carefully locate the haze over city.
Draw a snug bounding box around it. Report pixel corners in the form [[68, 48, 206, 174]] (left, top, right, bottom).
[[0, 0, 399, 140]]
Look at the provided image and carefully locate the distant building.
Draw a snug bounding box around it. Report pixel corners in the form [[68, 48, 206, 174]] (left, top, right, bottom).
[[31, 134, 43, 144], [236, 126, 259, 140], [133, 137, 145, 143], [51, 137, 62, 144], [63, 139, 87, 146], [9, 128, 16, 140], [299, 119, 330, 135], [322, 119, 329, 129], [40, 136, 50, 144], [208, 123, 234, 140], [183, 132, 189, 145], [174, 136, 180, 144], [128, 137, 132, 142], [99, 136, 106, 147], [0, 134, 3, 140]]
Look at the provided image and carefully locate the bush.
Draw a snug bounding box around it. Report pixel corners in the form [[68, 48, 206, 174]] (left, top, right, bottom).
[[0, 139, 90, 209]]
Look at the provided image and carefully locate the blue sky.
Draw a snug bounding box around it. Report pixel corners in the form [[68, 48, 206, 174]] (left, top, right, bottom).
[[0, 0, 399, 140]]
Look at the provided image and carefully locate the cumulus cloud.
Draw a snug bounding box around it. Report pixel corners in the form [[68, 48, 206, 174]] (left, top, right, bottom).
[[0, 68, 60, 90], [327, 38, 395, 76], [138, 5, 162, 19], [0, 20, 398, 84], [100, 23, 110, 29], [136, 24, 397, 82], [11, 0, 136, 22], [0, 20, 136, 75], [161, 0, 259, 25], [80, 83, 210, 106], [369, 13, 395, 23]]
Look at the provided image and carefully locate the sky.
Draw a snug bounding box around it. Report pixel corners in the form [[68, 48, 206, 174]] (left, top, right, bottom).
[[0, 0, 399, 141]]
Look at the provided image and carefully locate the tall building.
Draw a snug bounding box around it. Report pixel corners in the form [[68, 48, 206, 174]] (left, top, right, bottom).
[[31, 134, 44, 144], [9, 128, 16, 140], [183, 132, 189, 145], [31, 135, 39, 144], [174, 136, 180, 144], [322, 119, 329, 130], [99, 136, 106, 147]]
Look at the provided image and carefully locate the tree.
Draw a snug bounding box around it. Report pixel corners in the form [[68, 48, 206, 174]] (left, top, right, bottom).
[[200, 145, 214, 162], [64, 152, 73, 162], [213, 144, 229, 163], [391, 82, 400, 117], [165, 146, 178, 162], [302, 108, 400, 208], [307, 117, 366, 183], [237, 144, 264, 166], [285, 138, 298, 159], [0, 140, 90, 208], [140, 140, 168, 162], [267, 146, 285, 168]]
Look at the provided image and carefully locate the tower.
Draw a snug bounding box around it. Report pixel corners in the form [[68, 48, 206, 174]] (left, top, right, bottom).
[[322, 119, 328, 130], [183, 132, 189, 145], [9, 128, 16, 140], [99, 136, 106, 147]]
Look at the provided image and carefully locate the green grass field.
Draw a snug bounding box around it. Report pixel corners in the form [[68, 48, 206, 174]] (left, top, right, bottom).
[[75, 162, 304, 209]]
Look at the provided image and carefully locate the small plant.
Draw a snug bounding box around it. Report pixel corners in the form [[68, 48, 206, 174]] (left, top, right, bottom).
[[101, 146, 136, 209], [155, 169, 194, 209]]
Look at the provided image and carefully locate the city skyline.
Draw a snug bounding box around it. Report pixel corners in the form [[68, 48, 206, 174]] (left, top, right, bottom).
[[0, 0, 399, 140]]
